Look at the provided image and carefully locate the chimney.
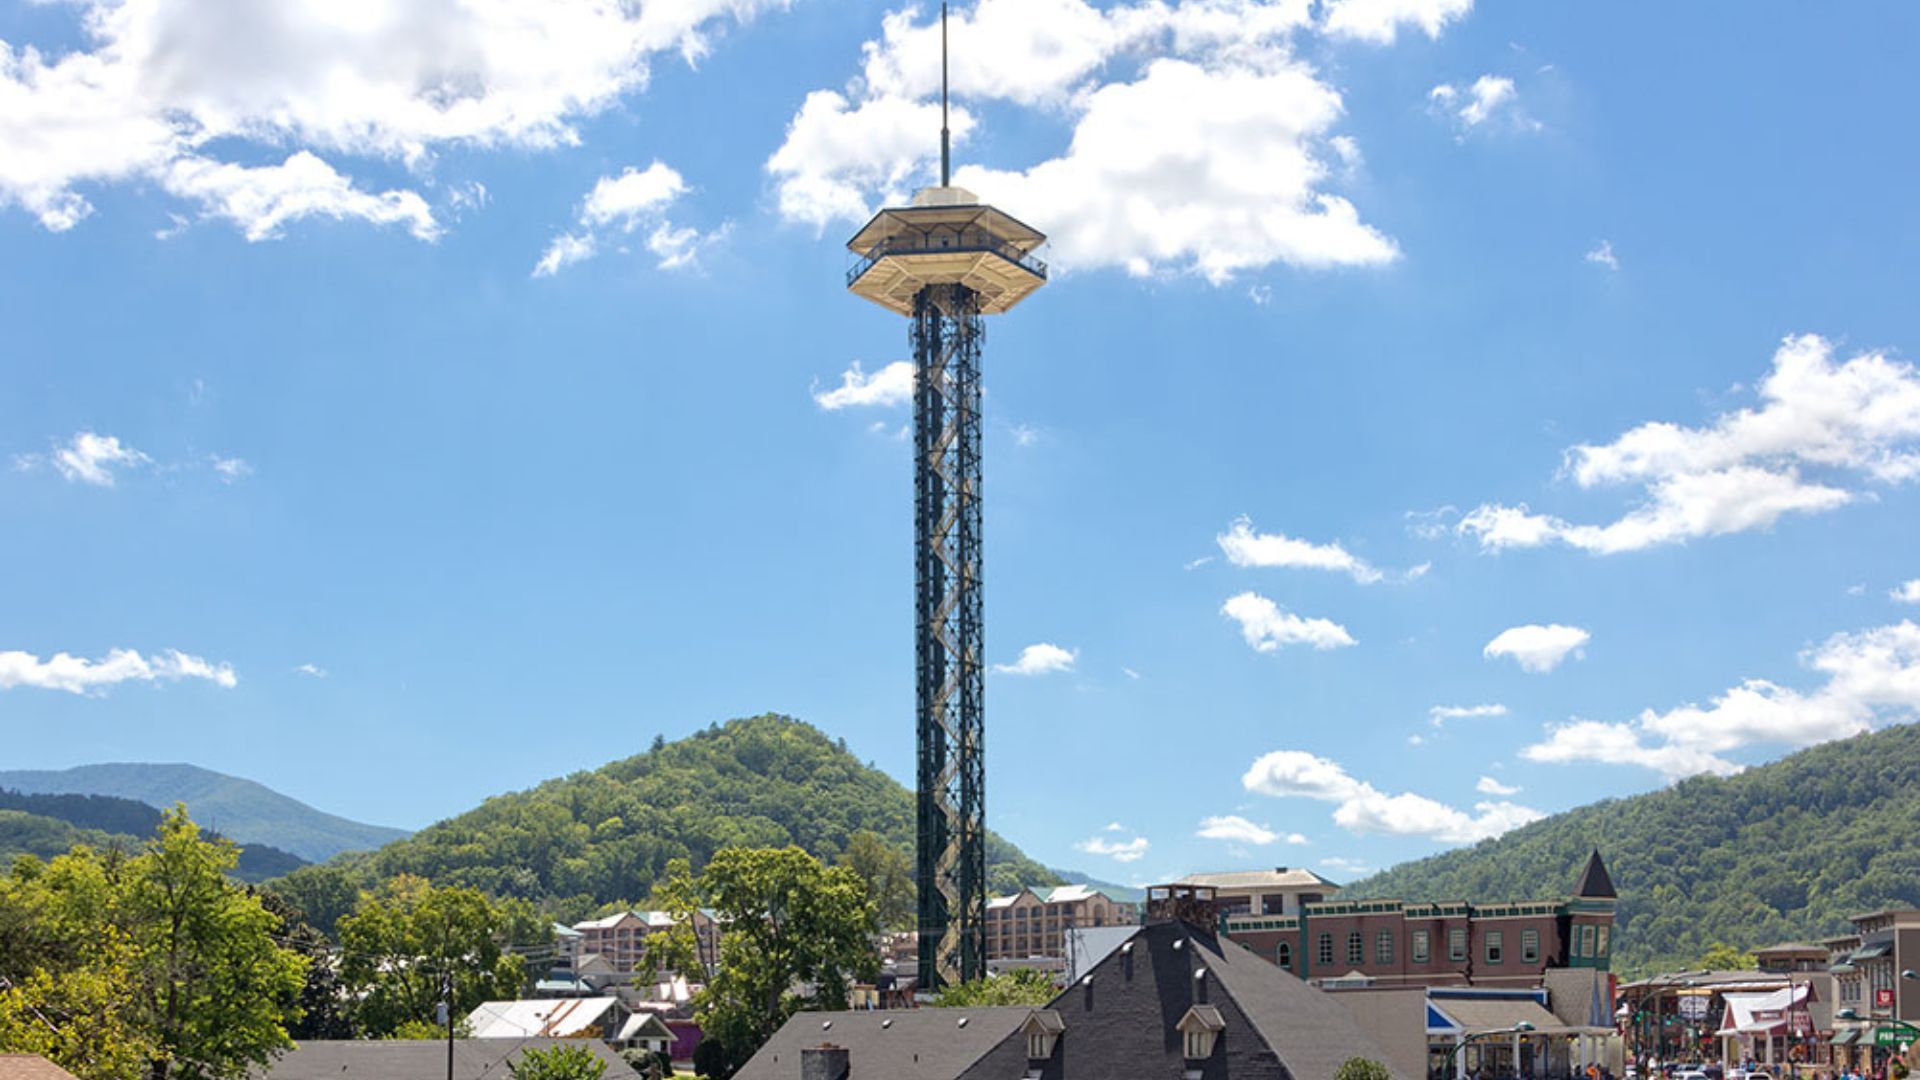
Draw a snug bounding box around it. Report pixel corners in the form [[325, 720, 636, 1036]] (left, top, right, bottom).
[[1146, 885, 1221, 931], [801, 1044, 850, 1080]]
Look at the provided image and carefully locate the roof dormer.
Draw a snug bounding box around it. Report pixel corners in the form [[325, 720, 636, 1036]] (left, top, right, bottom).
[[1177, 1004, 1226, 1077]]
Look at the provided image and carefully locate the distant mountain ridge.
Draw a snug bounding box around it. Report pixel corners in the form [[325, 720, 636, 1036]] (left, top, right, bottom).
[[0, 762, 409, 862], [1343, 722, 1920, 975], [0, 789, 308, 883]]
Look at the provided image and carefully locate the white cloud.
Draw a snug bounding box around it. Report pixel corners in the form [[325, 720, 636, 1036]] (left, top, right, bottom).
[[769, 0, 1402, 283], [1523, 620, 1920, 780], [1121, 666, 1142, 680], [294, 663, 328, 678], [1242, 747, 1544, 843], [1102, 822, 1125, 832], [994, 642, 1078, 676], [1320, 0, 1473, 43], [1484, 624, 1589, 673], [0, 647, 238, 695], [1585, 240, 1620, 271], [1221, 592, 1357, 652], [1217, 517, 1383, 583], [813, 361, 915, 411], [1459, 335, 1920, 554], [1076, 833, 1150, 863], [1430, 703, 1508, 726], [1475, 775, 1520, 796], [161, 152, 438, 241], [1196, 814, 1282, 846], [1, 0, 783, 235], [210, 456, 252, 482], [1891, 580, 1920, 605], [534, 162, 714, 275], [1318, 855, 1370, 875], [1429, 74, 1531, 134], [38, 432, 151, 487]]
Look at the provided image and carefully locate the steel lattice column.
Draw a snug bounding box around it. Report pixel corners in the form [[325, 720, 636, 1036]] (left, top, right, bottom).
[[912, 282, 986, 990]]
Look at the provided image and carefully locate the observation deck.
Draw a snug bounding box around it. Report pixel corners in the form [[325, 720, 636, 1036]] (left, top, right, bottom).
[[846, 186, 1048, 316]]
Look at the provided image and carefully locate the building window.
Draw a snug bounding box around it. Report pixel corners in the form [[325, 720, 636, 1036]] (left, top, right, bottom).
[[1579, 925, 1596, 958], [1522, 929, 1540, 964], [1277, 942, 1292, 971], [1413, 930, 1430, 963], [1318, 933, 1334, 966], [1596, 926, 1610, 958], [1347, 931, 1364, 965], [1486, 931, 1504, 965], [1449, 928, 1467, 962], [1377, 931, 1394, 965]]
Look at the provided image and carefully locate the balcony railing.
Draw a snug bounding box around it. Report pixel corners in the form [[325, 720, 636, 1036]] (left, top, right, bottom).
[[847, 235, 1049, 288]]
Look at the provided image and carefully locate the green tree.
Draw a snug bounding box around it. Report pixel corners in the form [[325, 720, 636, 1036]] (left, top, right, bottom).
[[254, 890, 352, 1040], [646, 858, 708, 980], [120, 808, 309, 1079], [1334, 1058, 1394, 1080], [338, 875, 525, 1038], [694, 847, 876, 1078], [508, 1043, 606, 1080], [269, 862, 364, 937], [836, 831, 914, 932], [1697, 942, 1756, 971], [929, 968, 1058, 1007], [0, 808, 307, 1080]]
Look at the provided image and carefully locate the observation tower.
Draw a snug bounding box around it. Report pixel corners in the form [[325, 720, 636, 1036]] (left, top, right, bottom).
[[845, 2, 1047, 991]]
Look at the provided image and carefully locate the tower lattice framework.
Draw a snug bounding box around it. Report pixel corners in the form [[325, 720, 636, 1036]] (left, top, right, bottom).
[[911, 282, 986, 988]]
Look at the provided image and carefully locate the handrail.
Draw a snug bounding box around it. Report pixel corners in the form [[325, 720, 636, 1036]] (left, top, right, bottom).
[[848, 237, 1049, 287]]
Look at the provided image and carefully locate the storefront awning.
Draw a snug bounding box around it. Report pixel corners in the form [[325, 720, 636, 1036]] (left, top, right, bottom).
[[1433, 998, 1603, 1037], [1831, 1029, 1858, 1046]]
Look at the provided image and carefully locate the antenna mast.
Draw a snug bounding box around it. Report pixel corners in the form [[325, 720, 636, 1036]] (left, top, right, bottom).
[[940, 1, 951, 187]]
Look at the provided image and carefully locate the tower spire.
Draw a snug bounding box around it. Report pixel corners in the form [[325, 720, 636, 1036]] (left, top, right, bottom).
[[940, 1, 951, 187]]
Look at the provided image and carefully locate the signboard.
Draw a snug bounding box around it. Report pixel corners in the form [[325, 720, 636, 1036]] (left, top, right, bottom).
[[1874, 1028, 1910, 1048], [1876, 989, 1896, 1008], [1677, 996, 1710, 1021]]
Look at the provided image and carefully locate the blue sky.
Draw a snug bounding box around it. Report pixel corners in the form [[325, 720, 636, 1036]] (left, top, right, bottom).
[[4, 0, 1920, 888]]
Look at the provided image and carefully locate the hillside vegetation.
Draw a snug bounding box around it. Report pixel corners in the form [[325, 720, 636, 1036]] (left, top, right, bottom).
[[0, 762, 408, 861], [279, 714, 1060, 925], [1345, 723, 1920, 975], [0, 801, 309, 883]]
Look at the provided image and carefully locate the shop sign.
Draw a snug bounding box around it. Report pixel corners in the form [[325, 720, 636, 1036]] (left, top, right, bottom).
[[1875, 989, 1896, 1008], [1677, 996, 1709, 1020], [1875, 1029, 1910, 1048]]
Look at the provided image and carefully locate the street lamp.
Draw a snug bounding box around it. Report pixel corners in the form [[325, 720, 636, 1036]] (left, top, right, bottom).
[[1441, 1022, 1536, 1079]]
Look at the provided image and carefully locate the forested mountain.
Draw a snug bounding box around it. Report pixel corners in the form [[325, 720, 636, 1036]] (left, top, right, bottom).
[[0, 762, 408, 861], [276, 714, 1061, 928], [1344, 722, 1920, 976], [0, 805, 309, 883]]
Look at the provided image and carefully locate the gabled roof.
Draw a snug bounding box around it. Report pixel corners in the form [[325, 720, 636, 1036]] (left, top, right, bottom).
[[466, 996, 622, 1038], [1042, 884, 1100, 904], [251, 1039, 636, 1080], [1573, 851, 1617, 899], [733, 1007, 1039, 1080]]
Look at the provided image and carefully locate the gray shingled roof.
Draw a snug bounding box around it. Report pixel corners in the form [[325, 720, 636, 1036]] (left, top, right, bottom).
[[733, 1007, 1039, 1080], [252, 1038, 637, 1080]]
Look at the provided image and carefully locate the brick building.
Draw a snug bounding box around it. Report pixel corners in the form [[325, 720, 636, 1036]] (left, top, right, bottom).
[[984, 884, 1137, 961], [571, 910, 719, 976], [1825, 907, 1920, 1072], [1217, 851, 1618, 990]]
